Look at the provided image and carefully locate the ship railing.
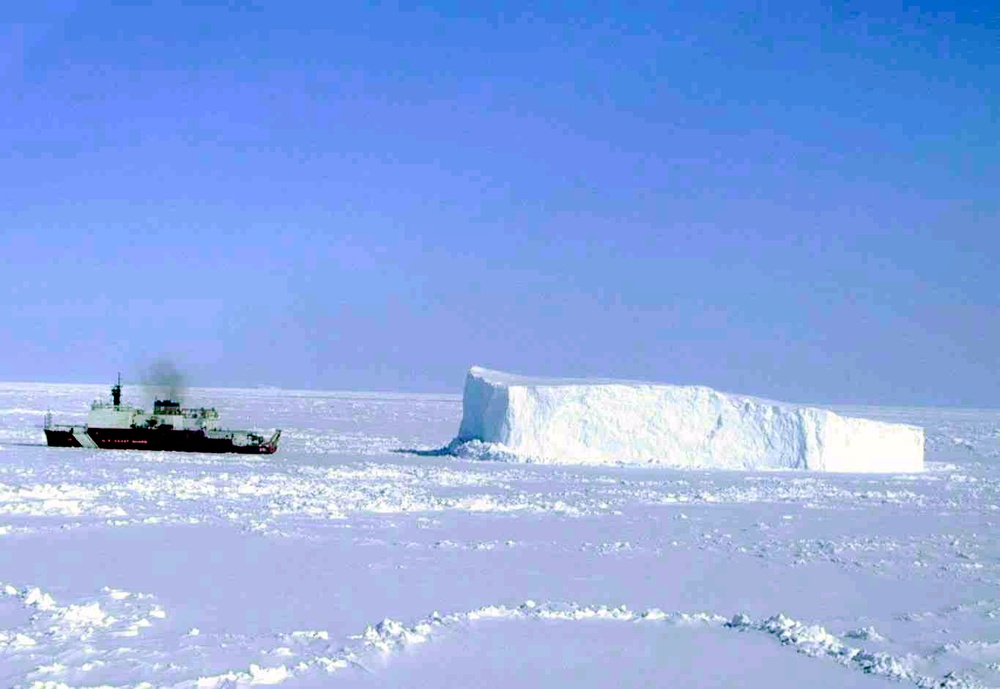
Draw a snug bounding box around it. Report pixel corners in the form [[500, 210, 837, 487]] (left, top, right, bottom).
[[92, 401, 137, 411], [181, 408, 219, 419], [46, 423, 83, 431]]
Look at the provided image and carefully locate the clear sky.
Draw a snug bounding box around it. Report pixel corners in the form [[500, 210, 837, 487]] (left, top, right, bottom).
[[1, 1, 997, 405]]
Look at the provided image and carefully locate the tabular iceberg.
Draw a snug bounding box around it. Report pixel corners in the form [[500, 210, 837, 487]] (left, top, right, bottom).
[[450, 367, 924, 472]]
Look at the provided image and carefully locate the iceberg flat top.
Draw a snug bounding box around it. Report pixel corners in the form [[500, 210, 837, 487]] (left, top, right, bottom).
[[469, 367, 825, 417], [469, 365, 766, 396], [469, 366, 648, 387]]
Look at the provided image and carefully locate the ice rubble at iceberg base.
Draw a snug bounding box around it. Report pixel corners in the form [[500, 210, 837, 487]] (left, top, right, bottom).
[[449, 367, 924, 472]]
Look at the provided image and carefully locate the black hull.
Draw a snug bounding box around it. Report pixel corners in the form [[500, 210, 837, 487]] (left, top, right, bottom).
[[46, 428, 277, 454], [44, 429, 81, 447]]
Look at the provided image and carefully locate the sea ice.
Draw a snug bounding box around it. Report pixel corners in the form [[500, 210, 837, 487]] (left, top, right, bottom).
[[1, 380, 991, 688], [451, 367, 924, 472]]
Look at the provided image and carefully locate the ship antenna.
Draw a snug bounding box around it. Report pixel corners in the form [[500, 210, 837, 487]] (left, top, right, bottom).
[[112, 373, 122, 407]]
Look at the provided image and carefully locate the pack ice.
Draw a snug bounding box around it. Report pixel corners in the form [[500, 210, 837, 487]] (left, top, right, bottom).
[[452, 367, 924, 472]]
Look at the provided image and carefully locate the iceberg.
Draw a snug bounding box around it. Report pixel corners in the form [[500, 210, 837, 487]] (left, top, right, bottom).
[[450, 367, 924, 472]]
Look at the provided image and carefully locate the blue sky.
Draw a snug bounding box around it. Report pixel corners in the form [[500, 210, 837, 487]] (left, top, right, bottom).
[[1, 1, 997, 405]]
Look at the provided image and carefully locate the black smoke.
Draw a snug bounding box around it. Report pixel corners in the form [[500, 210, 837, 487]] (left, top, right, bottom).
[[142, 359, 187, 403]]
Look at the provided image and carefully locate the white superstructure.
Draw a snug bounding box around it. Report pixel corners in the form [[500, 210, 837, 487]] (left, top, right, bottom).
[[87, 399, 220, 431]]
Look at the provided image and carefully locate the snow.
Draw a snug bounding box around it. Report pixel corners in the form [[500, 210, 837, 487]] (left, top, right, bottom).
[[453, 366, 925, 472], [0, 381, 997, 688]]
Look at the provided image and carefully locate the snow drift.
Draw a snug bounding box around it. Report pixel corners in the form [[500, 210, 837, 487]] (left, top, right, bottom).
[[451, 367, 924, 472]]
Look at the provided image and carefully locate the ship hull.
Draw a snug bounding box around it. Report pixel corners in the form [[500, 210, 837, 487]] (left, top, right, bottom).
[[46, 427, 277, 454], [44, 429, 82, 448]]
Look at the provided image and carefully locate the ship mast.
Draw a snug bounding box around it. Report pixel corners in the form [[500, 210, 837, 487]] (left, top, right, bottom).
[[112, 373, 122, 407]]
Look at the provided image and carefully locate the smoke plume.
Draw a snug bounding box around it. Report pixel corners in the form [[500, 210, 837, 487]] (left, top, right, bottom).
[[142, 359, 188, 403]]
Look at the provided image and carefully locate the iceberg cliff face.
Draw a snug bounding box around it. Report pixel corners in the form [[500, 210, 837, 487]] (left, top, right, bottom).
[[453, 367, 924, 472]]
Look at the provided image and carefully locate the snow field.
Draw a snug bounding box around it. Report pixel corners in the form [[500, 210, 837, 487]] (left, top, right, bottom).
[[0, 574, 929, 688], [0, 383, 997, 687]]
